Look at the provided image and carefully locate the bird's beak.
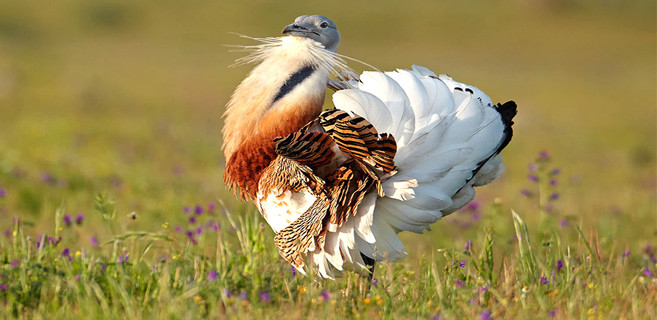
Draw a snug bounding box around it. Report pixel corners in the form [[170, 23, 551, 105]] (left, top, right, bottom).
[[282, 24, 309, 35]]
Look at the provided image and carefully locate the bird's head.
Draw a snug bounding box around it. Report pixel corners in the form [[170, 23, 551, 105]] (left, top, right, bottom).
[[282, 15, 340, 52]]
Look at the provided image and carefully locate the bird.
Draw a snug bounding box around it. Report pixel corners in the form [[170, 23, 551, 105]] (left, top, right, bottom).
[[222, 15, 517, 279]]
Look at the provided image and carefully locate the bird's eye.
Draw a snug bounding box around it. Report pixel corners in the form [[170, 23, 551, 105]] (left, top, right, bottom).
[[320, 21, 329, 29]]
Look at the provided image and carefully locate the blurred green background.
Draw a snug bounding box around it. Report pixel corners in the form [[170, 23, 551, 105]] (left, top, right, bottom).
[[0, 0, 655, 250]]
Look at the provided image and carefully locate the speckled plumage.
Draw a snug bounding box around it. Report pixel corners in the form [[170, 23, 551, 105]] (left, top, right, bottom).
[[259, 110, 397, 271]]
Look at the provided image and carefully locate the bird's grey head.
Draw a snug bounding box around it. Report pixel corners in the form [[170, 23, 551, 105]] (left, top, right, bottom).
[[282, 15, 340, 52]]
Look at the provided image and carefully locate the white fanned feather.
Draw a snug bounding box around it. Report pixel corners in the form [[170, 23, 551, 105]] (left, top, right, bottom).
[[304, 65, 511, 273]]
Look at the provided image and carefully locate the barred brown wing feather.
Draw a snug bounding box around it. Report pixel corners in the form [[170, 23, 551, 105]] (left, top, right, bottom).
[[319, 109, 351, 133], [331, 120, 371, 159], [272, 161, 378, 269], [372, 134, 397, 173], [375, 134, 397, 160], [274, 198, 330, 268], [271, 109, 399, 270], [274, 131, 335, 168], [320, 110, 397, 174]]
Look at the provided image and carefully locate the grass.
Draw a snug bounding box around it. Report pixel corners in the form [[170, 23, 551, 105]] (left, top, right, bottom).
[[0, 0, 656, 319], [1, 188, 655, 319]]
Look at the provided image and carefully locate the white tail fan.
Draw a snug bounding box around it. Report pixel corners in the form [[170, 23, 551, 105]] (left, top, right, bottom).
[[307, 65, 512, 275]]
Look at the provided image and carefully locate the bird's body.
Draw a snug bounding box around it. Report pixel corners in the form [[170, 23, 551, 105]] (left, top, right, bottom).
[[223, 15, 517, 278]]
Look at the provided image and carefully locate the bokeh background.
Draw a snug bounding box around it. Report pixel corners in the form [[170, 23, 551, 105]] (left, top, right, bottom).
[[0, 0, 655, 257]]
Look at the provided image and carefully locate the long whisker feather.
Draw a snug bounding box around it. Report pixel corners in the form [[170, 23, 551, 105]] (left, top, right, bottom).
[[226, 34, 355, 78]]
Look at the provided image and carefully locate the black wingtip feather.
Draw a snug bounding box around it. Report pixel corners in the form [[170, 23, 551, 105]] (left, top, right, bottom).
[[463, 100, 518, 187], [496, 101, 517, 128], [494, 100, 517, 153]]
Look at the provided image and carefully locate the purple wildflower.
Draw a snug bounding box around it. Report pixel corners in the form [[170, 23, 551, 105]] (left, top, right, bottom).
[[74, 274, 81, 281], [186, 231, 197, 244], [467, 201, 480, 211], [208, 202, 216, 212], [10, 260, 19, 268], [455, 279, 464, 287], [36, 241, 41, 248], [41, 172, 56, 184], [521, 189, 532, 197], [549, 179, 558, 186], [621, 250, 630, 258], [559, 219, 568, 228], [480, 310, 491, 320], [320, 290, 330, 301], [183, 206, 191, 214], [290, 266, 296, 278], [550, 168, 560, 176], [90, 236, 99, 248], [431, 312, 441, 320], [208, 271, 218, 281], [539, 151, 550, 160], [528, 163, 537, 171], [63, 215, 72, 227], [464, 240, 473, 254], [62, 248, 72, 261], [101, 264, 107, 271], [174, 225, 183, 233], [224, 289, 232, 298], [188, 216, 196, 224], [540, 276, 549, 285], [195, 227, 203, 235], [549, 192, 560, 201], [643, 268, 654, 278], [194, 205, 203, 215], [3, 230, 10, 238], [75, 213, 84, 225], [459, 260, 466, 268], [547, 309, 557, 317], [527, 174, 539, 183], [118, 253, 129, 264], [372, 277, 379, 287], [0, 283, 6, 291], [151, 265, 158, 272], [238, 290, 248, 301], [643, 244, 654, 255], [556, 260, 564, 272], [479, 286, 489, 293], [0, 188, 6, 197], [211, 224, 220, 232], [259, 291, 272, 303]]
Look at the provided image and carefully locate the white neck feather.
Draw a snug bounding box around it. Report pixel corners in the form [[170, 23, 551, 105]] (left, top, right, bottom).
[[222, 36, 348, 161]]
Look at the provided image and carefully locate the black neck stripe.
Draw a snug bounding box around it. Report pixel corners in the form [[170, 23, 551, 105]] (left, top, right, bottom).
[[272, 65, 317, 104]]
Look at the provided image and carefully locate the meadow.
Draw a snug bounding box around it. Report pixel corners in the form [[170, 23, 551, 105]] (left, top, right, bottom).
[[0, 0, 655, 319]]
